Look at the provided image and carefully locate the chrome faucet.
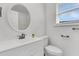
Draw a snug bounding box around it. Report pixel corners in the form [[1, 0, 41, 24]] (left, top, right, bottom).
[[18, 33, 25, 39]]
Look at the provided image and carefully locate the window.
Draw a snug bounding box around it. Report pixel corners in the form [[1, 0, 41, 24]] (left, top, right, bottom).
[[57, 3, 79, 24]]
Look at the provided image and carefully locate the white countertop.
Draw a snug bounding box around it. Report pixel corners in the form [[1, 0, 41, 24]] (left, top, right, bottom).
[[0, 36, 48, 53]]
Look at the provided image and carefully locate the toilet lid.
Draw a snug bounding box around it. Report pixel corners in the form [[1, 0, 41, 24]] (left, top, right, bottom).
[[45, 45, 63, 53]]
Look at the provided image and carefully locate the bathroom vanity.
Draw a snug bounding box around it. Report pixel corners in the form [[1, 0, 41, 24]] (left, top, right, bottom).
[[0, 3, 47, 56], [0, 36, 48, 56]]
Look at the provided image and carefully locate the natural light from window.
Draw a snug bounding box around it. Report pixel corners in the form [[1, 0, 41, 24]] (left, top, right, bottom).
[[57, 3, 79, 24]]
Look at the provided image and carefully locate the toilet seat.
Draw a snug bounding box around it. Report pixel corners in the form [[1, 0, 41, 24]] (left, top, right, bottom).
[[45, 45, 63, 56]]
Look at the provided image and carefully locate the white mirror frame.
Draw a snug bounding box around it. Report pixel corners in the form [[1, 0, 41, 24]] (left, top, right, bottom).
[[7, 4, 30, 32]]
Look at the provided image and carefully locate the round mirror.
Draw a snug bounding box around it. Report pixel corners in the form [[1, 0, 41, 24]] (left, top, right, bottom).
[[7, 4, 30, 31]]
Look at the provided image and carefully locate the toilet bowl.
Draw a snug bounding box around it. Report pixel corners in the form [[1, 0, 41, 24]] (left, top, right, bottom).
[[45, 45, 63, 56]]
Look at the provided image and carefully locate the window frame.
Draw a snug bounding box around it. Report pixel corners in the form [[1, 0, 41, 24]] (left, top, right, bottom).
[[56, 3, 79, 26]]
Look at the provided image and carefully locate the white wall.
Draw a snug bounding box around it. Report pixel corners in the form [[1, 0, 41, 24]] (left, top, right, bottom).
[[46, 3, 79, 56], [0, 3, 45, 41]]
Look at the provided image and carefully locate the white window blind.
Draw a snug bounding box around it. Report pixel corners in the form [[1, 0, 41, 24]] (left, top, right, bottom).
[[57, 3, 79, 24]]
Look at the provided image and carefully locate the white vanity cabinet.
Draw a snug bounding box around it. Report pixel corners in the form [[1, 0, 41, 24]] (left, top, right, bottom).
[[0, 36, 48, 56]]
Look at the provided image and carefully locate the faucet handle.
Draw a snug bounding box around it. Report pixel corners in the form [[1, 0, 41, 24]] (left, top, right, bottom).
[[23, 33, 27, 36]]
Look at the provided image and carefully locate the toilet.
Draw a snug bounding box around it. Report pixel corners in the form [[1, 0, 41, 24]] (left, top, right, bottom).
[[45, 45, 63, 56]]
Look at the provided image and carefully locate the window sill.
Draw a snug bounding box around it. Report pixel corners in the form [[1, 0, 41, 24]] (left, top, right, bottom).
[[54, 23, 79, 27]]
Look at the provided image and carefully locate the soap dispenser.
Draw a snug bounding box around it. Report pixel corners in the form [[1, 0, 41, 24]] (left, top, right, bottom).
[[32, 33, 35, 38]]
